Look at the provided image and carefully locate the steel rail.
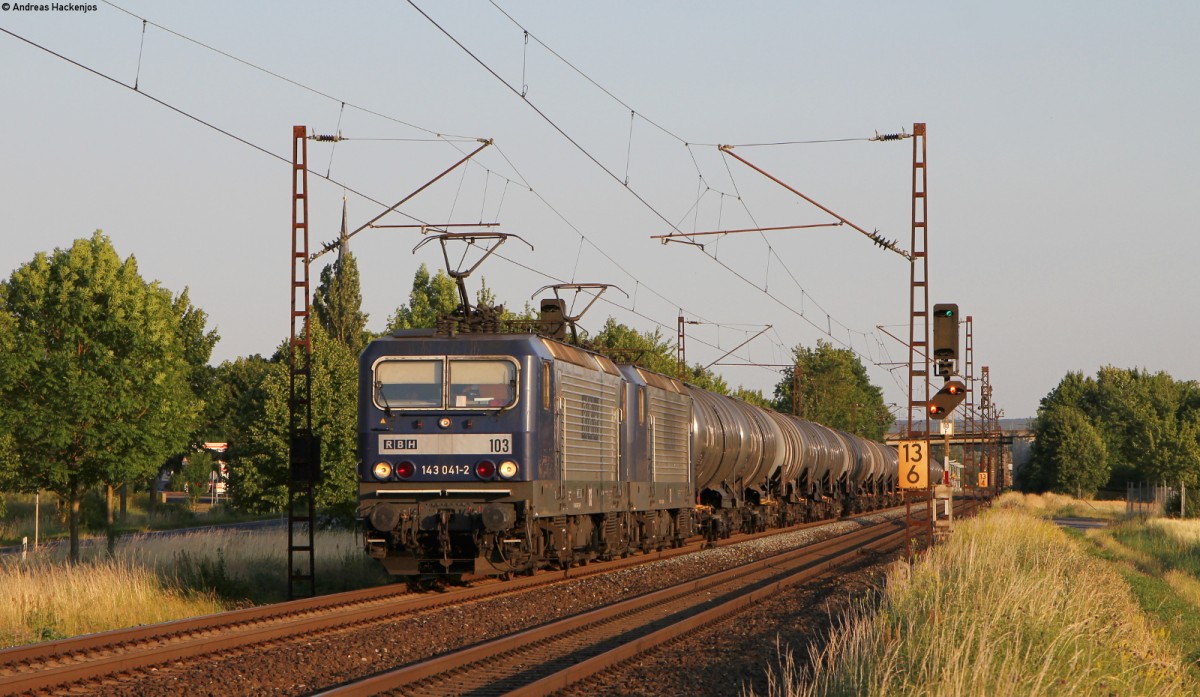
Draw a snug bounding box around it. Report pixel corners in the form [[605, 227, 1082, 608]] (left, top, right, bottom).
[[0, 505, 910, 693], [516, 498, 978, 697], [316, 502, 973, 696]]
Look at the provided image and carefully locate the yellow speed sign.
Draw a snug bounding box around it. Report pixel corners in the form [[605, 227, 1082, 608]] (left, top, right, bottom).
[[897, 440, 929, 489]]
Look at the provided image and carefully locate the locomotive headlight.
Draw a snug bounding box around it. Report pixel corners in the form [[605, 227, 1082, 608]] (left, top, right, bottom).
[[372, 462, 393, 480], [438, 417, 452, 429], [498, 460, 519, 479]]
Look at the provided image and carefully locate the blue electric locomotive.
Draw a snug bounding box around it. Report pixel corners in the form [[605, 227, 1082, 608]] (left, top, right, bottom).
[[357, 322, 902, 578]]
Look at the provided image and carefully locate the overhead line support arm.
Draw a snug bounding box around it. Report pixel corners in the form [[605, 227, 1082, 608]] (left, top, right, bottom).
[[703, 325, 773, 370], [310, 139, 493, 262], [718, 145, 912, 260]]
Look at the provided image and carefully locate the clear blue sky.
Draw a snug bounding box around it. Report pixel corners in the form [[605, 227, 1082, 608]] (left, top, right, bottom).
[[2, 1, 1197, 420]]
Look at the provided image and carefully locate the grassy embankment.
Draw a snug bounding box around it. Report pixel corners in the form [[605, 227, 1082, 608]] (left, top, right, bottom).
[[750, 493, 1199, 697], [0, 509, 390, 648]]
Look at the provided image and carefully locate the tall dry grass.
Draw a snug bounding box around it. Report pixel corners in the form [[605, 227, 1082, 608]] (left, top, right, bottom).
[[995, 491, 1127, 520], [0, 526, 389, 648], [1150, 517, 1200, 546], [752, 507, 1195, 697], [0, 557, 225, 647]]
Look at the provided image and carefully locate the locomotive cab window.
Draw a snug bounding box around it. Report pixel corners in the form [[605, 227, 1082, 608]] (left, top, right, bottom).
[[373, 357, 518, 410], [449, 359, 517, 409], [374, 359, 443, 408]]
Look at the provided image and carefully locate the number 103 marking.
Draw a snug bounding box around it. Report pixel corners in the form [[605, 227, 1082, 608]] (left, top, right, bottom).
[[897, 440, 929, 489]]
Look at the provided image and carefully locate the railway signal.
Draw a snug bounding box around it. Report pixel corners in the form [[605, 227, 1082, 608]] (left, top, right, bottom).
[[927, 379, 966, 420], [933, 303, 959, 376]]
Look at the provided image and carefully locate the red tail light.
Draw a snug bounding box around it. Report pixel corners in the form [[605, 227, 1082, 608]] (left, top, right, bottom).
[[475, 460, 496, 479], [396, 461, 415, 479]]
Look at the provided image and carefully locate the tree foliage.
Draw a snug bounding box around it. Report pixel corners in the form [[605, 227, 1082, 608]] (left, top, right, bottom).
[[173, 288, 221, 398], [588, 318, 729, 394], [386, 264, 459, 331], [179, 449, 216, 508], [772, 340, 892, 440], [0, 232, 198, 560], [313, 249, 369, 354], [231, 323, 358, 516], [203, 354, 273, 474], [1024, 404, 1109, 495], [1026, 367, 1200, 495], [731, 387, 773, 410]]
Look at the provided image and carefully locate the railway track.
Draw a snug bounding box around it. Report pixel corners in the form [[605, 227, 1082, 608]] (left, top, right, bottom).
[[317, 500, 974, 696], [0, 506, 922, 695]]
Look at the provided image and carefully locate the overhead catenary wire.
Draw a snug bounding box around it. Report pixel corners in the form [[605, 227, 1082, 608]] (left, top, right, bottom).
[[110, 0, 896, 369], [3, 24, 847, 401], [404, 0, 689, 241], [486, 0, 714, 149], [694, 247, 910, 397], [0, 26, 469, 252], [133, 19, 147, 90], [717, 152, 899, 354], [325, 102, 345, 178], [491, 250, 763, 365], [0, 23, 752, 369], [469, 6, 919, 364], [7, 9, 906, 394], [101, 0, 483, 142], [423, 8, 882, 365]]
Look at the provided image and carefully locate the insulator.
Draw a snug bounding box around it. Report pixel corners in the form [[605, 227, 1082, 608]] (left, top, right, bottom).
[[310, 134, 343, 142], [872, 132, 908, 142]]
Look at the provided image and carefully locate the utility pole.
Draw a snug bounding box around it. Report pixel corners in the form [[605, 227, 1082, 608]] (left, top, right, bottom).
[[677, 315, 686, 380], [964, 316, 976, 488], [287, 125, 317, 600], [792, 367, 803, 417], [904, 123, 934, 543]]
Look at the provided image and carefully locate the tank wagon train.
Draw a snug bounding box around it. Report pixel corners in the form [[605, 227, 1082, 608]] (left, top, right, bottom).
[[357, 311, 907, 578]]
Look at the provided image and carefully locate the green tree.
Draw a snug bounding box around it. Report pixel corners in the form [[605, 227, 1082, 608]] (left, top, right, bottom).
[[772, 340, 892, 440], [179, 449, 216, 509], [313, 250, 369, 354], [591, 318, 675, 374], [0, 232, 197, 561], [141, 287, 221, 520], [731, 386, 773, 409], [1033, 367, 1200, 491], [386, 264, 459, 331], [1137, 410, 1200, 490], [476, 277, 536, 321], [0, 310, 20, 505], [1026, 404, 1109, 496], [201, 354, 273, 511], [202, 355, 273, 451], [232, 323, 358, 516], [587, 318, 729, 393], [174, 288, 221, 399]]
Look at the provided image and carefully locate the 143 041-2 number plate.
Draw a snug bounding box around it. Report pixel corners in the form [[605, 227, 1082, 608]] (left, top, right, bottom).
[[419, 464, 472, 476]]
